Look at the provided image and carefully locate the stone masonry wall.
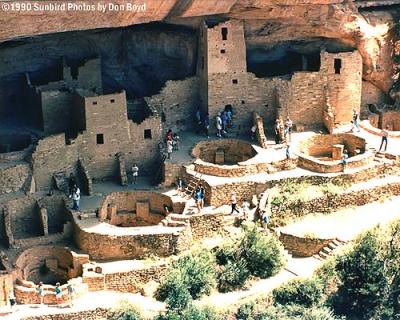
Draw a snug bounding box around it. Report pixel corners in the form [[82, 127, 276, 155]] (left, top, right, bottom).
[[279, 232, 333, 257], [0, 162, 30, 194], [145, 77, 199, 132]]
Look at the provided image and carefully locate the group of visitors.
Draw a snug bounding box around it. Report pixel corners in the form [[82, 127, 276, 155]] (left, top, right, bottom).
[[215, 108, 234, 138], [274, 116, 293, 144], [32, 281, 75, 308], [165, 129, 180, 159]]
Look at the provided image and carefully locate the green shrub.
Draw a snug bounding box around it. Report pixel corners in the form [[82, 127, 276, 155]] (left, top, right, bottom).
[[217, 258, 249, 292], [156, 305, 222, 320], [156, 271, 192, 310], [156, 249, 217, 305], [110, 300, 144, 320], [173, 250, 217, 299], [273, 278, 324, 307], [215, 240, 237, 266], [240, 226, 286, 278], [236, 301, 270, 320]]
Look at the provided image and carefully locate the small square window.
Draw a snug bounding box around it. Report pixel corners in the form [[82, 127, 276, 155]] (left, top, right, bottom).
[[144, 129, 152, 139], [92, 101, 97, 105], [232, 79, 238, 84], [110, 99, 115, 103], [96, 134, 104, 145], [221, 49, 226, 54], [241, 100, 245, 104]]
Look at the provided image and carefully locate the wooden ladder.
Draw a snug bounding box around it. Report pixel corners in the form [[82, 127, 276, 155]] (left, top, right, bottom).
[[184, 173, 203, 198]]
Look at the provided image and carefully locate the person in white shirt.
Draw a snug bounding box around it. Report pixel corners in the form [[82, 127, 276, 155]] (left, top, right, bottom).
[[379, 126, 389, 152], [131, 164, 139, 184], [216, 113, 223, 138], [71, 185, 80, 210], [230, 192, 240, 215]]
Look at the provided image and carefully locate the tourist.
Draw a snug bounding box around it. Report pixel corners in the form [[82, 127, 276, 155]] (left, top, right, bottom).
[[230, 192, 240, 215], [194, 188, 202, 213], [226, 108, 233, 128], [173, 133, 180, 151], [195, 108, 202, 134], [342, 150, 349, 172], [379, 126, 389, 152], [131, 163, 139, 185], [199, 183, 205, 209], [55, 282, 62, 306], [353, 109, 360, 132], [251, 124, 257, 140], [164, 204, 170, 217], [165, 129, 173, 142], [71, 185, 80, 210], [167, 139, 173, 159], [284, 116, 293, 142], [176, 177, 184, 196], [158, 140, 164, 155], [67, 283, 75, 307], [68, 173, 76, 197], [262, 211, 269, 231], [216, 113, 223, 138], [286, 143, 291, 160], [37, 282, 44, 305], [274, 119, 281, 144], [221, 110, 228, 133], [204, 113, 210, 139], [8, 289, 16, 311]]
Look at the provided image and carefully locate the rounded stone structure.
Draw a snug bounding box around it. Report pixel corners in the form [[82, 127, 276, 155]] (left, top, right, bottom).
[[297, 133, 373, 173], [15, 246, 87, 285], [192, 139, 257, 165], [191, 139, 295, 177]]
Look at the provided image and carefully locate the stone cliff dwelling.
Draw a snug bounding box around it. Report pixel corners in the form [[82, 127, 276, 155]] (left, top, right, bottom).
[[0, 0, 400, 318]]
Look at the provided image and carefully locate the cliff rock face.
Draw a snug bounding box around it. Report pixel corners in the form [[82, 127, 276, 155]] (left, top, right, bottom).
[[0, 0, 397, 93]]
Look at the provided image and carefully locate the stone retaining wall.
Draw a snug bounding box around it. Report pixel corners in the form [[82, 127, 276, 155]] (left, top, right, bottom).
[[271, 181, 400, 221], [23, 308, 110, 320], [279, 232, 333, 257]]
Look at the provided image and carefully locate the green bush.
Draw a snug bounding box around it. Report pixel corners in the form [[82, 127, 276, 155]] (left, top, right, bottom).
[[240, 226, 286, 278], [156, 271, 192, 310], [173, 250, 217, 299], [110, 300, 144, 320], [215, 240, 237, 265], [156, 249, 217, 305], [331, 223, 400, 320], [236, 301, 270, 320], [217, 258, 249, 292], [273, 278, 324, 307], [156, 305, 222, 320]]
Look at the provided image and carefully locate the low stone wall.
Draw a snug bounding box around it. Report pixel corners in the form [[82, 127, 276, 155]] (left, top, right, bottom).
[[15, 278, 88, 305], [98, 191, 173, 220], [297, 151, 374, 173], [360, 120, 400, 138], [271, 180, 400, 222], [279, 232, 333, 257], [192, 139, 256, 164], [206, 161, 400, 207], [23, 308, 111, 320], [297, 133, 371, 173], [73, 217, 192, 260], [194, 158, 297, 177]]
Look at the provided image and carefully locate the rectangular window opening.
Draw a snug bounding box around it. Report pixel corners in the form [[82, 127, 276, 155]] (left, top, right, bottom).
[[92, 101, 97, 105], [232, 79, 238, 84], [334, 58, 342, 74], [110, 99, 115, 103], [144, 129, 152, 139], [221, 27, 228, 41], [96, 134, 104, 145], [220, 49, 226, 54]]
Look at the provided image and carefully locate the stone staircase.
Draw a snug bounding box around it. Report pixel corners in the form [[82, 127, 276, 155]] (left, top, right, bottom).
[[313, 238, 348, 260], [373, 150, 395, 165]]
